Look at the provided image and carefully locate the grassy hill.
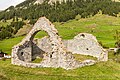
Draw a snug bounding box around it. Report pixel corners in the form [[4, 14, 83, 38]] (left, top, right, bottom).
[[0, 14, 120, 54], [0, 14, 120, 80]]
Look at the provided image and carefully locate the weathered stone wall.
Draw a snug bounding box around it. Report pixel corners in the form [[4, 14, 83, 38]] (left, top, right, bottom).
[[11, 17, 107, 70], [64, 33, 108, 61], [35, 33, 108, 61]]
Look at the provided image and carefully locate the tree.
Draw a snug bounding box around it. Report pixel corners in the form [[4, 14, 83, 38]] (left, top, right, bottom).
[[114, 30, 120, 47], [114, 30, 120, 55]]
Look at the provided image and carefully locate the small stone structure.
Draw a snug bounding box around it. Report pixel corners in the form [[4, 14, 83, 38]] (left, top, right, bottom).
[[11, 17, 108, 70]]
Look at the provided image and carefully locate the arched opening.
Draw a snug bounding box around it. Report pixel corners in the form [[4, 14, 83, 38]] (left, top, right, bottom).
[[86, 48, 89, 50], [31, 31, 50, 63], [21, 52, 24, 56], [30, 30, 48, 41], [80, 34, 85, 38], [18, 51, 25, 61]]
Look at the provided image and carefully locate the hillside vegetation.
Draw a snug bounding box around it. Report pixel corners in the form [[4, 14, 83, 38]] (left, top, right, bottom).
[[0, 0, 120, 22], [0, 14, 120, 54], [0, 0, 120, 40]]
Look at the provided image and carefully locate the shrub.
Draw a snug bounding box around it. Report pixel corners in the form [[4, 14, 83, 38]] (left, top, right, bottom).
[[116, 48, 120, 54], [75, 14, 81, 20]]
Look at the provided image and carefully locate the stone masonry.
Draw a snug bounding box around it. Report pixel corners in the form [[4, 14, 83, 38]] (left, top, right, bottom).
[[11, 17, 107, 70], [34, 33, 108, 61]]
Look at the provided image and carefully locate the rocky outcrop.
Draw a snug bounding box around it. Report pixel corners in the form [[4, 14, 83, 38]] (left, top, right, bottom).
[[12, 17, 97, 70], [48, 0, 74, 4], [34, 0, 45, 4], [34, 0, 74, 4]]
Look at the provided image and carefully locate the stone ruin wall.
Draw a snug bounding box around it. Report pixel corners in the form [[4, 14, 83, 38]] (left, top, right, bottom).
[[11, 17, 108, 70], [64, 33, 108, 61], [34, 33, 108, 62]]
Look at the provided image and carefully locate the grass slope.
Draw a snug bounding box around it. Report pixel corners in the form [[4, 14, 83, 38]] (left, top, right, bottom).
[[0, 14, 120, 54], [0, 14, 120, 80], [0, 52, 120, 80], [0, 36, 24, 54], [0, 57, 120, 80]]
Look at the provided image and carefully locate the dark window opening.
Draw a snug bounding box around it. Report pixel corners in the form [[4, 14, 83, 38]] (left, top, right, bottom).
[[81, 34, 85, 37], [52, 51, 54, 54], [50, 54, 52, 58], [21, 52, 24, 56], [52, 44, 54, 46], [86, 48, 89, 50]]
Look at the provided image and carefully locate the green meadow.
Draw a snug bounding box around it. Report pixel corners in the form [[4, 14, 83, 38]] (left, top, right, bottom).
[[0, 14, 120, 80], [0, 53, 120, 80], [0, 14, 120, 54]]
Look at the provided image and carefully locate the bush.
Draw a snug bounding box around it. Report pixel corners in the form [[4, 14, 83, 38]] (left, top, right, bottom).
[[98, 41, 109, 48], [116, 48, 120, 54], [75, 14, 81, 20]]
